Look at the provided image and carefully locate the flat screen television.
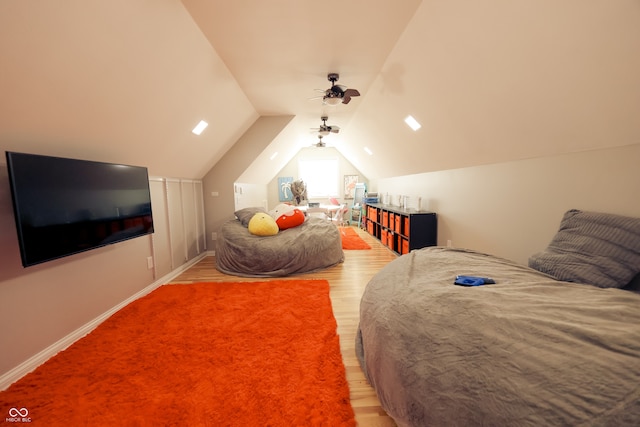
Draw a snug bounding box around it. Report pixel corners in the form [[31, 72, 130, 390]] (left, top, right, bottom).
[[5, 151, 154, 267]]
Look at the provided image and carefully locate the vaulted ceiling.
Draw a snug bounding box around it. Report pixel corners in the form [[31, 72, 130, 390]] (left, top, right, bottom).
[[181, 0, 422, 182], [1, 1, 638, 183]]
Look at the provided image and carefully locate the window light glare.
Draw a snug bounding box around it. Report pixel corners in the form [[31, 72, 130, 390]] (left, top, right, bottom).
[[404, 115, 421, 131], [364, 147, 373, 155], [269, 152, 278, 160], [192, 120, 208, 135]]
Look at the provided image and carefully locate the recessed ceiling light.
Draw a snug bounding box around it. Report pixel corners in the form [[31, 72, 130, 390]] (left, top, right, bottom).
[[269, 152, 278, 160], [192, 120, 208, 135], [364, 147, 373, 155], [404, 115, 421, 131]]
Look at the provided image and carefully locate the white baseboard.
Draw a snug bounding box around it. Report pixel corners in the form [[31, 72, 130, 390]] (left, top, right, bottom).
[[0, 253, 208, 391]]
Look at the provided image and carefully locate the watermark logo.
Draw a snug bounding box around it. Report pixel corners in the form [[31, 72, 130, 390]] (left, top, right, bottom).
[[5, 408, 31, 423]]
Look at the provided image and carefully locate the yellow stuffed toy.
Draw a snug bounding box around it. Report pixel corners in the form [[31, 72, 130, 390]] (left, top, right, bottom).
[[247, 212, 279, 236]]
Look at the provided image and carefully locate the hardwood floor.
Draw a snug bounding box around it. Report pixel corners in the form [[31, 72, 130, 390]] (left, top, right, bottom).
[[170, 225, 399, 426]]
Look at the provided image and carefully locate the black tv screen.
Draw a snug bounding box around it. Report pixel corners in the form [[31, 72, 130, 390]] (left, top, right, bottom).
[[5, 151, 154, 267]]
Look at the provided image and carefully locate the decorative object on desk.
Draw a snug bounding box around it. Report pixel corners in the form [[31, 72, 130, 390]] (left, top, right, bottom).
[[0, 281, 356, 426], [343, 175, 359, 199], [290, 179, 307, 205], [340, 227, 371, 250], [278, 176, 293, 202], [403, 195, 410, 210]]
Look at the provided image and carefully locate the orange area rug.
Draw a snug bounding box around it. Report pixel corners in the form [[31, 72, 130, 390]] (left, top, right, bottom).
[[340, 227, 371, 250], [0, 280, 355, 426]]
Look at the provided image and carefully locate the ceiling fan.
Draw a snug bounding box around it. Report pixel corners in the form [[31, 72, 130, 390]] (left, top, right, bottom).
[[313, 135, 327, 148], [310, 116, 340, 136], [311, 73, 361, 105]]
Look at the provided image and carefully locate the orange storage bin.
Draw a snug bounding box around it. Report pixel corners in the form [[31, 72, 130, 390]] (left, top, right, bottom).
[[402, 238, 409, 254], [395, 215, 402, 234], [386, 232, 394, 249]]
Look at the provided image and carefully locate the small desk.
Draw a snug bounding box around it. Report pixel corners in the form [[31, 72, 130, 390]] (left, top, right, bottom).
[[298, 204, 341, 219]]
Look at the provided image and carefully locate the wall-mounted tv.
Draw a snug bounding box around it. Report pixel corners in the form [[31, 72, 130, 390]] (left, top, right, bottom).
[[5, 151, 154, 267]]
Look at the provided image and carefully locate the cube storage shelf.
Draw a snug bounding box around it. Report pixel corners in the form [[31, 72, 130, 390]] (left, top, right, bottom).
[[363, 203, 437, 255]]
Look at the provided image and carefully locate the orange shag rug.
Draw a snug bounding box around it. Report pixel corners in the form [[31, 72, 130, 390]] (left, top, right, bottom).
[[340, 227, 371, 250], [0, 280, 355, 426]]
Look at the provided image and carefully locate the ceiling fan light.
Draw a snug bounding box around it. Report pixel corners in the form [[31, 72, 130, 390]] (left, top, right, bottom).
[[325, 97, 342, 106], [319, 129, 330, 136]]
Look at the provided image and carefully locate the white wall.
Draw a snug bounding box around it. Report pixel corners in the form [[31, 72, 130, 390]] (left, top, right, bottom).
[[233, 183, 269, 212], [203, 115, 294, 241], [371, 144, 640, 265], [0, 168, 205, 388], [341, 1, 640, 182], [0, 1, 258, 180]]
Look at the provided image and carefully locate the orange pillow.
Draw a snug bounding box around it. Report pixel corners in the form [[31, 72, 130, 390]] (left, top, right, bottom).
[[270, 204, 306, 230], [276, 208, 305, 230]]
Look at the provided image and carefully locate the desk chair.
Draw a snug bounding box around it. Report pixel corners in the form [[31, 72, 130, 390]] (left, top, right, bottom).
[[330, 204, 348, 227]]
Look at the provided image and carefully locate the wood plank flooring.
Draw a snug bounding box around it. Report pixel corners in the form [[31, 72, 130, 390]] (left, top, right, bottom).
[[170, 225, 399, 426]]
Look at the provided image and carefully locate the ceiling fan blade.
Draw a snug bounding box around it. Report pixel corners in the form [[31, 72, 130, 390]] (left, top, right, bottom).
[[330, 127, 340, 133], [344, 89, 360, 97], [342, 89, 360, 104]]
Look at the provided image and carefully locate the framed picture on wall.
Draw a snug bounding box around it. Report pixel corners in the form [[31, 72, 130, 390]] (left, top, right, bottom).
[[278, 176, 294, 202], [344, 175, 359, 199]]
